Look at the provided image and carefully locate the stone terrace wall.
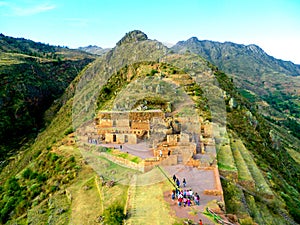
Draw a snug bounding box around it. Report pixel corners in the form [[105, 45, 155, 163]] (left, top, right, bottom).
[[101, 152, 145, 172]]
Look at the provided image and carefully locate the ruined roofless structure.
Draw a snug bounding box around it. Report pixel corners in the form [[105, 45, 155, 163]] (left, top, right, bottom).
[[95, 110, 165, 144]]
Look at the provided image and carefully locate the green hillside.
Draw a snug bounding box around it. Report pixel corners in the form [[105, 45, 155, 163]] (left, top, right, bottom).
[[0, 31, 299, 224], [0, 34, 95, 162], [171, 37, 300, 139]]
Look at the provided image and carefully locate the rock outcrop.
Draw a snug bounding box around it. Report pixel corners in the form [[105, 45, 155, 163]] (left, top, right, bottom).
[[116, 30, 148, 46]]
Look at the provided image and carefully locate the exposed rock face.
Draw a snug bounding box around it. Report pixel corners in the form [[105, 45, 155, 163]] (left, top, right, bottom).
[[116, 30, 148, 46]]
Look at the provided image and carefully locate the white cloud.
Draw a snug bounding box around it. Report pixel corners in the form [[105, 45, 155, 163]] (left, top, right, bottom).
[[0, 2, 56, 16], [12, 3, 56, 16]]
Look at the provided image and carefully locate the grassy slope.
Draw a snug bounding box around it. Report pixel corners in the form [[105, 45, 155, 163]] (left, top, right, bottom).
[[1, 40, 299, 224], [0, 60, 184, 224], [0, 38, 94, 163], [214, 70, 300, 224], [172, 39, 300, 144]]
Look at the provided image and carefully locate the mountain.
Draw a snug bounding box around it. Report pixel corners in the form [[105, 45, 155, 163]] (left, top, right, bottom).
[[0, 31, 299, 224], [171, 37, 300, 139], [0, 34, 95, 160], [116, 30, 148, 46], [78, 45, 111, 55], [172, 37, 300, 77]]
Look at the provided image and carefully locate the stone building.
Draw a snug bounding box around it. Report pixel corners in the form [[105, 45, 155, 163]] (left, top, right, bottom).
[[95, 110, 165, 144]]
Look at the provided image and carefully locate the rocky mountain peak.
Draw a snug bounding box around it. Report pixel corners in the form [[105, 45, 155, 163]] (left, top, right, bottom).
[[246, 44, 265, 55], [116, 30, 148, 46], [187, 36, 199, 43]]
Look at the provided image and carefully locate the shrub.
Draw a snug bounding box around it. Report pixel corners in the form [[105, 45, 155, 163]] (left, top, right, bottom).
[[29, 171, 38, 180], [33, 149, 42, 158], [69, 155, 75, 162], [98, 146, 108, 152], [103, 204, 126, 225], [50, 185, 58, 192], [50, 153, 59, 162], [64, 127, 74, 135], [150, 69, 158, 76], [37, 173, 47, 182], [22, 168, 33, 179], [5, 177, 21, 194], [103, 86, 111, 94]]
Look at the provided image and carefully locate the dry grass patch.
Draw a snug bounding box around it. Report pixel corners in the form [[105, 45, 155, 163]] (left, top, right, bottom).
[[126, 180, 176, 225], [69, 169, 101, 225]]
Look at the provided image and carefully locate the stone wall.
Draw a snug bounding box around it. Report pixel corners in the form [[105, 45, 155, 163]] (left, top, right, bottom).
[[219, 169, 238, 182], [101, 152, 144, 172], [98, 119, 112, 128], [115, 119, 130, 128], [160, 155, 178, 166], [203, 167, 224, 199], [131, 121, 150, 130], [105, 133, 137, 144], [129, 110, 164, 121], [202, 123, 213, 138], [238, 180, 255, 191], [185, 158, 200, 167], [167, 134, 179, 145]]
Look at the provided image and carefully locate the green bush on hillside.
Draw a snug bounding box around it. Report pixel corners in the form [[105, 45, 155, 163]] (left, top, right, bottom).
[[103, 204, 126, 224]]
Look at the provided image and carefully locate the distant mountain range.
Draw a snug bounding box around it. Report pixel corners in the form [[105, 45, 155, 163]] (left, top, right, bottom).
[[172, 37, 300, 76], [78, 45, 110, 55]]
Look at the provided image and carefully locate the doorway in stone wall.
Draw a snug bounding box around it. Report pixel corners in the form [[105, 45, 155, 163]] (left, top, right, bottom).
[[113, 134, 116, 142], [125, 135, 128, 143]]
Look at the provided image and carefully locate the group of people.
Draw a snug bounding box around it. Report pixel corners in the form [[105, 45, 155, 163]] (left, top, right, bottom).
[[171, 174, 200, 207], [87, 137, 98, 144]]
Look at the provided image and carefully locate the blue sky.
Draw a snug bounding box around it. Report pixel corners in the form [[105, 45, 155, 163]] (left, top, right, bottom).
[[1, 0, 300, 63]]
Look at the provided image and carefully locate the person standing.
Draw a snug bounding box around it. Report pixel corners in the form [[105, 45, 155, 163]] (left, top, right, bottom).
[[176, 178, 180, 188], [159, 149, 163, 158], [194, 193, 200, 205], [183, 178, 186, 187], [178, 193, 183, 207], [187, 198, 191, 206], [171, 190, 175, 200], [173, 174, 177, 183], [199, 219, 203, 225]]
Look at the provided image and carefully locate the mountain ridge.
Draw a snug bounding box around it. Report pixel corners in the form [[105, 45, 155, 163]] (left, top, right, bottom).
[[78, 45, 111, 56], [0, 31, 299, 224], [0, 34, 95, 160], [173, 37, 300, 73], [171, 36, 300, 139]]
